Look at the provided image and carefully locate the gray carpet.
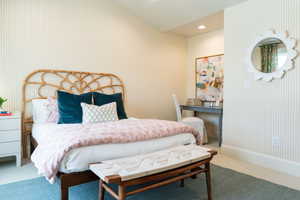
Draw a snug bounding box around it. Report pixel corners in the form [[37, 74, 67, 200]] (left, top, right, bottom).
[[0, 165, 299, 200]]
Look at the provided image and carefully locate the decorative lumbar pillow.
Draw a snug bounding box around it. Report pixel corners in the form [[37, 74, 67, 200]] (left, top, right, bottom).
[[81, 102, 119, 124], [93, 92, 127, 120], [57, 91, 93, 124]]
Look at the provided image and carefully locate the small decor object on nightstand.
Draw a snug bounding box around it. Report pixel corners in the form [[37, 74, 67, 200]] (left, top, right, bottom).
[[0, 97, 11, 116], [0, 112, 21, 167], [0, 97, 7, 110]]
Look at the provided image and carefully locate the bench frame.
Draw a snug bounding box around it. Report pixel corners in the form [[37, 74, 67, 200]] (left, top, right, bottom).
[[98, 150, 217, 200]]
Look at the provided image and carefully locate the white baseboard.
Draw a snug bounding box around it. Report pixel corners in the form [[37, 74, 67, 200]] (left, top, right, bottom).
[[222, 145, 300, 177]]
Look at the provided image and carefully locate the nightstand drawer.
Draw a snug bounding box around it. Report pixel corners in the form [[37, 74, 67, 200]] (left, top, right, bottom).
[[0, 118, 21, 131], [0, 131, 20, 142], [0, 141, 20, 154]]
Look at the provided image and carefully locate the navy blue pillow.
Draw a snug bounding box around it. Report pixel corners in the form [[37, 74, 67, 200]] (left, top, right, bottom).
[[57, 91, 93, 124], [93, 92, 127, 119]]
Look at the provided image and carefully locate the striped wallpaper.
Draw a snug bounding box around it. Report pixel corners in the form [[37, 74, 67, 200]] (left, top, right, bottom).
[[224, 0, 300, 163], [0, 0, 187, 120]]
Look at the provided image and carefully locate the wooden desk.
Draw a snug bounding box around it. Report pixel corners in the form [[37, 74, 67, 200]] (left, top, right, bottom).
[[180, 105, 223, 146]]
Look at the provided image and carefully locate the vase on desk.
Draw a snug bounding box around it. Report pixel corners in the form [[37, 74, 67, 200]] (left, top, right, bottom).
[[215, 100, 220, 107]]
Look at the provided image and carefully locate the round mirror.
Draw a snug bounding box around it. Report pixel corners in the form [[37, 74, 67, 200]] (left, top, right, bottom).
[[251, 38, 288, 73], [248, 30, 297, 82]]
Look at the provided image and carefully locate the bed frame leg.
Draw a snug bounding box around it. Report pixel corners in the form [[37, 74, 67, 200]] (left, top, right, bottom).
[[59, 171, 98, 200], [61, 186, 69, 200]]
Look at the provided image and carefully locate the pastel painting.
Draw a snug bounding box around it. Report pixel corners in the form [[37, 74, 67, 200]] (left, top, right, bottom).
[[196, 54, 224, 101]]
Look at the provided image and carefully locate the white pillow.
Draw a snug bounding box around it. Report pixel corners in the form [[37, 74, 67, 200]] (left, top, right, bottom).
[[32, 99, 50, 124], [81, 102, 119, 124], [31, 98, 58, 124]]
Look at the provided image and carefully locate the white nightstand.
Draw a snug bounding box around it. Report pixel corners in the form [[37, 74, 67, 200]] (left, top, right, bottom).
[[0, 112, 21, 167]]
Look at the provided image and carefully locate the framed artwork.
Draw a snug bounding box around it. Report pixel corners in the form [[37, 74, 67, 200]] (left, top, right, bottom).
[[195, 54, 224, 101]]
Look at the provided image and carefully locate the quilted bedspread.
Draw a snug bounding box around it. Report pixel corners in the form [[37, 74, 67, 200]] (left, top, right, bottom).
[[31, 119, 201, 183]]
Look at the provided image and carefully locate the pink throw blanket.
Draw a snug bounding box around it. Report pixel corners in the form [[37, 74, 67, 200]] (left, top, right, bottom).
[[31, 119, 201, 183]]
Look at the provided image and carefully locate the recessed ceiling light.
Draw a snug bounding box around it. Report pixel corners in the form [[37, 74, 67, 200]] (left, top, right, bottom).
[[198, 25, 206, 30]]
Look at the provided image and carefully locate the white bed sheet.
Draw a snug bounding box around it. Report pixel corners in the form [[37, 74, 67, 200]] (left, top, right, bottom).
[[32, 123, 196, 173]]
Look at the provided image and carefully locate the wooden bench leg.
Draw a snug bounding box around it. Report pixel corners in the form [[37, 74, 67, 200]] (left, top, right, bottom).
[[205, 163, 212, 200], [180, 179, 185, 187], [191, 168, 198, 179], [61, 186, 69, 200], [119, 185, 126, 200], [99, 180, 105, 200]]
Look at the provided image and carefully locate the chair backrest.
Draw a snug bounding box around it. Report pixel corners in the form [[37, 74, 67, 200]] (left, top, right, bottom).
[[172, 94, 182, 121]]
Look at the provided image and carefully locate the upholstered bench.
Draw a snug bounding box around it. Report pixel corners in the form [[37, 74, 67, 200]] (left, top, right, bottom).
[[90, 145, 217, 200]]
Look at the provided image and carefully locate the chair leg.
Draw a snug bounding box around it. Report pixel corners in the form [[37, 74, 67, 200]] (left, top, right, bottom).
[[194, 111, 197, 117], [205, 163, 212, 200]]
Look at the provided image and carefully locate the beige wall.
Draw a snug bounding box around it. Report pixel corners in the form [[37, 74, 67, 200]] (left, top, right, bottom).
[[0, 0, 187, 120], [185, 29, 224, 138], [186, 29, 224, 99], [223, 0, 300, 164], [3, 0, 300, 168]]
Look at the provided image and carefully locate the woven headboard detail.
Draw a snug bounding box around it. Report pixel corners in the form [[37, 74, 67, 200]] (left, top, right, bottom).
[[21, 69, 125, 158]]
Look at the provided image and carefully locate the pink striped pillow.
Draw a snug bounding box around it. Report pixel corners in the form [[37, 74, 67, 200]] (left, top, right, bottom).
[[46, 97, 59, 123]]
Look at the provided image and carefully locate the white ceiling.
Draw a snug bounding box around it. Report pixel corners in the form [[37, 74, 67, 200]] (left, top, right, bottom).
[[113, 0, 247, 32], [170, 11, 224, 37]]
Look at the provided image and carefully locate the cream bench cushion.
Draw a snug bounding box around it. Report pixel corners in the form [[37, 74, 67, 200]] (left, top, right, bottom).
[[90, 145, 212, 182]]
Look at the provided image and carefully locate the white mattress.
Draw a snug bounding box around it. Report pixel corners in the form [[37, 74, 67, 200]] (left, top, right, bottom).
[[32, 123, 196, 173]]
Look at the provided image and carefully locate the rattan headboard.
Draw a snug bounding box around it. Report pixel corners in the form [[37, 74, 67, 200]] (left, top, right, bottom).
[[21, 69, 125, 158]]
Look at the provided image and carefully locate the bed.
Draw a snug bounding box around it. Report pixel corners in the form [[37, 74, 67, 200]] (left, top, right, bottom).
[[32, 123, 196, 173], [22, 69, 199, 200]]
